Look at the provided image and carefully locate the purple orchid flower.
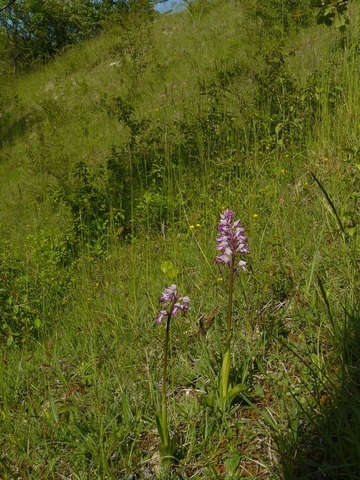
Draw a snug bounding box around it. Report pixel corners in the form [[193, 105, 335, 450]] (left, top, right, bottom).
[[156, 286, 190, 323], [215, 209, 249, 270], [159, 284, 177, 303], [155, 310, 168, 324]]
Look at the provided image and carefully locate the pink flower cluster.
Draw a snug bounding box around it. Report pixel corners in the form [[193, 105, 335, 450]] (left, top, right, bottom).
[[215, 209, 249, 271], [156, 284, 190, 323]]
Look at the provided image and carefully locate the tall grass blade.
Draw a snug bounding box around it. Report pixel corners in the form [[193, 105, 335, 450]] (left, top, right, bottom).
[[310, 171, 345, 235]]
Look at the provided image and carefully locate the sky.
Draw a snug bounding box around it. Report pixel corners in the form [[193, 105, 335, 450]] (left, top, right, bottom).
[[154, 0, 185, 14]]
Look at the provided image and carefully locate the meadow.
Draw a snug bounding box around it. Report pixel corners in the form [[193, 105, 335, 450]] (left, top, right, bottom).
[[1, 0, 360, 478]]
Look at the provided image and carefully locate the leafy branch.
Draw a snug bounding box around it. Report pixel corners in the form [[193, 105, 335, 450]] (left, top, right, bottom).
[[0, 0, 17, 12], [317, 0, 351, 31]]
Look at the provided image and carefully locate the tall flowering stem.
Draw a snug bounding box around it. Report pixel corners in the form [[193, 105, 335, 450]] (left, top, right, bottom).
[[215, 209, 249, 404], [155, 285, 190, 461], [160, 309, 172, 447], [227, 256, 235, 341]]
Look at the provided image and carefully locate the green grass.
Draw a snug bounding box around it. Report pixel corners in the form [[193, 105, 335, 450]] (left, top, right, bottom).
[[1, 0, 360, 478]]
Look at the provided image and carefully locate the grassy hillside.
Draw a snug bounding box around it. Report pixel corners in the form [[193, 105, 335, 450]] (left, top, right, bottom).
[[1, 0, 360, 478]]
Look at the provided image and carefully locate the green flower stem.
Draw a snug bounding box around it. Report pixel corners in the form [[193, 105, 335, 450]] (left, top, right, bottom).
[[221, 258, 235, 400], [161, 310, 172, 447], [226, 257, 235, 341], [220, 338, 231, 400]]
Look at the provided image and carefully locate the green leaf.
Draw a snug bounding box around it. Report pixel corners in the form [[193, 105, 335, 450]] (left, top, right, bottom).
[[161, 261, 172, 274], [155, 413, 166, 445], [311, 353, 320, 366], [230, 453, 241, 472], [220, 345, 231, 400], [226, 383, 247, 404], [275, 123, 282, 135], [159, 443, 169, 458], [254, 383, 265, 398], [159, 437, 177, 466], [323, 6, 335, 17], [170, 268, 179, 278], [346, 227, 357, 237], [34, 317, 42, 328], [334, 13, 346, 30], [203, 395, 216, 407], [161, 261, 179, 279]]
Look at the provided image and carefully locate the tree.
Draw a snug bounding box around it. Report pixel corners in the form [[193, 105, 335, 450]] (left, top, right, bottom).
[[0, 0, 99, 64], [0, 0, 153, 69]]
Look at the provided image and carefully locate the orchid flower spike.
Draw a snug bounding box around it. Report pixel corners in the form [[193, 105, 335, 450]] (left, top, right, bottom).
[[215, 209, 249, 270], [156, 285, 190, 323]]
